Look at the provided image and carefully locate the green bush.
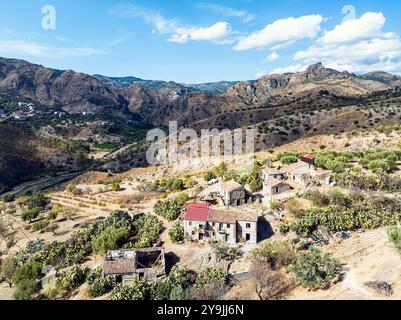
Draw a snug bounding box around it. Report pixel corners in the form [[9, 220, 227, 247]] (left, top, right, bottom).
[[279, 224, 290, 235], [289, 248, 343, 290], [204, 171, 217, 182], [387, 226, 401, 252], [0, 254, 18, 288], [368, 160, 390, 173], [150, 178, 187, 192], [169, 285, 186, 300], [195, 268, 228, 288], [32, 220, 50, 232], [57, 265, 89, 291], [25, 193, 48, 210], [131, 215, 161, 248], [109, 279, 150, 300], [2, 192, 15, 203], [169, 265, 194, 288], [211, 242, 239, 261], [13, 279, 39, 300], [251, 241, 296, 270], [280, 155, 298, 165], [13, 261, 43, 285], [47, 210, 58, 220], [169, 224, 184, 243], [150, 278, 172, 300], [111, 181, 121, 192], [92, 226, 130, 254], [12, 261, 42, 300], [89, 276, 115, 297], [154, 198, 185, 221], [214, 162, 228, 179], [21, 207, 41, 222]]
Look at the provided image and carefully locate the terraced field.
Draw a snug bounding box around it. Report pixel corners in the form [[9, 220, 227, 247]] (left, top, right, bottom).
[[329, 228, 388, 261]]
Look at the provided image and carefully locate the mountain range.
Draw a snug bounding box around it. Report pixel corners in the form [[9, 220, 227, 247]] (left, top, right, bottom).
[[1, 56, 401, 192]]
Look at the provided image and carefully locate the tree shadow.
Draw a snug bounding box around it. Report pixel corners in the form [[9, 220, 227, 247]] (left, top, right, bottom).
[[164, 251, 180, 275], [257, 216, 275, 242]]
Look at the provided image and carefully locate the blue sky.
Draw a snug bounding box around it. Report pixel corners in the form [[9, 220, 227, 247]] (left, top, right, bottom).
[[0, 0, 400, 83]]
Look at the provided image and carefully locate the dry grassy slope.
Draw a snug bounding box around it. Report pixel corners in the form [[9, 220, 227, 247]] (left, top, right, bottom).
[[0, 124, 85, 193]]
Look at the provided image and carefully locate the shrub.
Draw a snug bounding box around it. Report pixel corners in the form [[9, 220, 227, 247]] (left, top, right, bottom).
[[214, 162, 228, 179], [21, 207, 41, 223], [327, 190, 350, 207], [26, 193, 48, 210], [89, 276, 115, 297], [2, 193, 15, 203], [169, 224, 184, 243], [305, 190, 329, 207], [175, 192, 189, 207], [109, 279, 149, 300], [150, 278, 172, 300], [131, 215, 161, 248], [111, 182, 121, 192], [47, 210, 58, 220], [170, 179, 185, 191], [12, 261, 43, 285], [251, 241, 296, 270], [169, 265, 194, 288], [277, 152, 298, 162], [151, 178, 187, 192], [211, 242, 239, 261], [285, 198, 305, 218], [154, 198, 184, 221], [92, 226, 130, 254], [279, 224, 290, 235], [280, 155, 298, 165], [195, 268, 228, 288], [57, 265, 89, 291], [169, 285, 186, 300], [12, 260, 42, 300], [13, 279, 39, 300], [32, 220, 50, 232], [289, 248, 343, 290], [270, 200, 281, 210], [368, 160, 390, 173], [0, 254, 18, 288], [204, 171, 217, 182], [387, 226, 401, 252]]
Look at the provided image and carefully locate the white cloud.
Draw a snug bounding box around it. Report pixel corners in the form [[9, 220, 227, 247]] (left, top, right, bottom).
[[265, 51, 280, 62], [320, 12, 389, 44], [0, 40, 109, 58], [271, 64, 306, 74], [293, 12, 401, 74], [233, 15, 324, 51], [111, 4, 231, 44], [197, 3, 255, 23], [110, 4, 178, 34], [168, 22, 231, 43], [255, 70, 268, 78], [294, 37, 401, 73]]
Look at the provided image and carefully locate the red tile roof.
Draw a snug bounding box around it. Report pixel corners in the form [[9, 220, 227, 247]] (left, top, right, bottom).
[[301, 154, 316, 160], [185, 203, 210, 222]]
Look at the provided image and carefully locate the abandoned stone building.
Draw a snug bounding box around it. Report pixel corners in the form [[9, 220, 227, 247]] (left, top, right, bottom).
[[183, 203, 259, 244], [220, 180, 252, 206], [103, 248, 166, 283], [263, 178, 291, 195], [263, 154, 331, 196]]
